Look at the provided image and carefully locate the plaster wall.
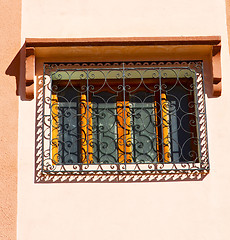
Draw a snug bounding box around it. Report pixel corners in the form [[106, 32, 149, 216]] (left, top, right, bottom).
[[226, 0, 230, 51], [0, 0, 21, 239], [18, 0, 230, 240]]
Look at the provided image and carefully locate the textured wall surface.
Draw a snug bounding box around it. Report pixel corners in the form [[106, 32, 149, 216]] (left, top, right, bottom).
[[17, 0, 230, 240], [226, 0, 230, 51], [0, 0, 21, 239]]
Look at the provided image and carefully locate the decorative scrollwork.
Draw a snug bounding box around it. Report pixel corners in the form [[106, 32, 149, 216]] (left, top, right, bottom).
[[39, 61, 209, 178]]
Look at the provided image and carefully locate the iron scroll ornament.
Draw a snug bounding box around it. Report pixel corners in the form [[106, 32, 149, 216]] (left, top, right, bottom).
[[39, 61, 209, 181]]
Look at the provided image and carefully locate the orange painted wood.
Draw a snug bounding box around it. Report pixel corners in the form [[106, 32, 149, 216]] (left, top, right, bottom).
[[25, 36, 221, 47], [117, 101, 132, 163], [81, 93, 93, 164]]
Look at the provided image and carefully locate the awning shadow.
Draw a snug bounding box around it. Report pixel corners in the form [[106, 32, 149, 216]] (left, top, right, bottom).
[[5, 44, 27, 101]]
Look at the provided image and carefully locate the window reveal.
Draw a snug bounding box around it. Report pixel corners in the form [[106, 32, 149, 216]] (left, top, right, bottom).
[[42, 62, 208, 173]]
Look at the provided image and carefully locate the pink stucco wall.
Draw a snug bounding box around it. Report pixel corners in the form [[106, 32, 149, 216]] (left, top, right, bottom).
[[0, 0, 21, 239], [16, 0, 230, 240]]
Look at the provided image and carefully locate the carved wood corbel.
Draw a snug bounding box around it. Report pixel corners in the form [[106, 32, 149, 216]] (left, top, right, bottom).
[[212, 44, 221, 97], [25, 47, 35, 100]]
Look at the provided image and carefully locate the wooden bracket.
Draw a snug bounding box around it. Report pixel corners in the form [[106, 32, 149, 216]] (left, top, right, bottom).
[[212, 44, 222, 97], [25, 47, 35, 100]]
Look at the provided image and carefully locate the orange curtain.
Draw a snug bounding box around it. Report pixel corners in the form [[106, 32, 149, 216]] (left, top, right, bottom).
[[117, 101, 132, 163], [161, 93, 171, 163], [81, 93, 93, 164], [51, 93, 59, 164]]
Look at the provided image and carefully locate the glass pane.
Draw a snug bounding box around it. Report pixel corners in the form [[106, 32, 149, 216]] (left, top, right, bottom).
[[91, 92, 117, 164], [130, 91, 158, 163], [56, 87, 80, 164], [165, 82, 199, 163]]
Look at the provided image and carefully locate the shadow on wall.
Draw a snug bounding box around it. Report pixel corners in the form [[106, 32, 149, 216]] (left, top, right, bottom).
[[5, 44, 27, 101], [35, 172, 208, 184]]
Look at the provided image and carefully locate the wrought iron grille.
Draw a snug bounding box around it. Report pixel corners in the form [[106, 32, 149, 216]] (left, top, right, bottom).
[[42, 61, 209, 174]]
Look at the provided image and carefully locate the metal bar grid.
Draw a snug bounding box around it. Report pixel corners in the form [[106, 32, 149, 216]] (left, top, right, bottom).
[[41, 61, 209, 174]]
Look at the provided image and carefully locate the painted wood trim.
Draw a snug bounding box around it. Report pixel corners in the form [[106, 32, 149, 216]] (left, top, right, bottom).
[[25, 36, 221, 47], [81, 93, 93, 164], [25, 47, 35, 100], [212, 45, 222, 97], [117, 101, 132, 163]]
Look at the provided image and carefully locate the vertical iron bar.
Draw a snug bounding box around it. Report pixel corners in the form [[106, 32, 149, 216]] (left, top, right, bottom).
[[159, 68, 165, 163], [171, 71, 180, 163], [122, 63, 127, 168], [48, 66, 53, 167], [42, 64, 46, 171], [86, 69, 89, 165]]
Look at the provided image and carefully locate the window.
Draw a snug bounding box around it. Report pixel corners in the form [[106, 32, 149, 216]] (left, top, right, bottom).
[[42, 61, 209, 174]]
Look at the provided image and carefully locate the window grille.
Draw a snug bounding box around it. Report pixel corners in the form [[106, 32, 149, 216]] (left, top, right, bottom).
[[42, 61, 209, 174]]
